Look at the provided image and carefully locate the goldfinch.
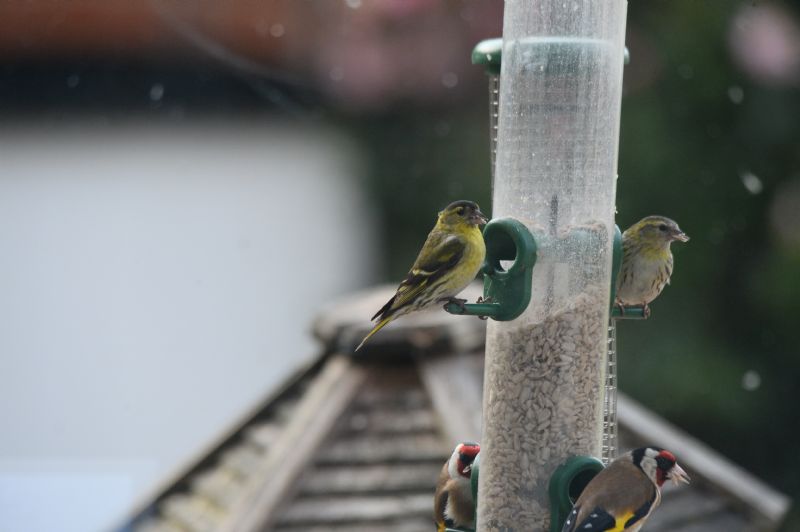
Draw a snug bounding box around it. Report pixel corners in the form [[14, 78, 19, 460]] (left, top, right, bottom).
[[615, 216, 689, 313], [356, 200, 487, 351], [562, 446, 690, 532], [435, 442, 480, 532]]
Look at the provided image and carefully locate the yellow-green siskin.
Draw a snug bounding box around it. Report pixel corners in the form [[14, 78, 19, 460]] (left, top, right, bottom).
[[615, 215, 689, 313], [356, 200, 488, 352]]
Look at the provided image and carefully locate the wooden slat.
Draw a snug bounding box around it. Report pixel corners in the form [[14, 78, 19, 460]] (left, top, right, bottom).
[[189, 468, 246, 510], [649, 511, 750, 532], [350, 387, 430, 410], [337, 408, 440, 435], [297, 463, 441, 495], [160, 493, 224, 532], [273, 517, 434, 532], [313, 283, 486, 354], [133, 518, 186, 532], [120, 356, 322, 530], [218, 443, 264, 479], [644, 486, 729, 530], [618, 393, 790, 528], [275, 494, 433, 525], [418, 352, 483, 444], [315, 434, 449, 466], [222, 355, 367, 532], [242, 421, 283, 452]]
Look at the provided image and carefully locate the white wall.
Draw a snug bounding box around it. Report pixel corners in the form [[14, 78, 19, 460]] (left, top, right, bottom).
[[0, 122, 376, 532]]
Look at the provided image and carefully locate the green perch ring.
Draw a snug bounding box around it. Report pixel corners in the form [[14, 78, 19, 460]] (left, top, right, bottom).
[[444, 217, 537, 322], [549, 455, 605, 532]]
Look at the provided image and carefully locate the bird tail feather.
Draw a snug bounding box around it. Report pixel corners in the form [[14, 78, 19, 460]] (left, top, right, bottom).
[[355, 316, 393, 352], [371, 295, 395, 321]]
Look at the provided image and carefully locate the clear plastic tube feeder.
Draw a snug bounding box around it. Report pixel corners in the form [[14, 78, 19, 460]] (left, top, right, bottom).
[[477, 2, 628, 531]]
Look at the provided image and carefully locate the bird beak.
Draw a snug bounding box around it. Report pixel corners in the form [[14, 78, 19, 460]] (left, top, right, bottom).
[[472, 210, 489, 226], [672, 230, 689, 242], [670, 463, 691, 485], [463, 464, 472, 474]]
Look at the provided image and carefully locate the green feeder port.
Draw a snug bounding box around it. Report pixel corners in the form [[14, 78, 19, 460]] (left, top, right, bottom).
[[471, 38, 503, 75], [444, 217, 537, 322], [549, 456, 605, 532]]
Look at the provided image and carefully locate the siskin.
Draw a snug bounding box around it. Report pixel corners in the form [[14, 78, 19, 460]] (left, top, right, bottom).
[[356, 200, 488, 351], [615, 215, 689, 313]]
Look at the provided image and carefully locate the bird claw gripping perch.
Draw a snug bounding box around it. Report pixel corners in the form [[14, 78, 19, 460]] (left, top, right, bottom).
[[475, 296, 494, 320], [613, 300, 651, 319], [444, 217, 537, 322], [440, 297, 468, 313]]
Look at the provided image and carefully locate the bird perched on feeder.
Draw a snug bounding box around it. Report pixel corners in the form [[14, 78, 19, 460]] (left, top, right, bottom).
[[561, 446, 690, 532], [435, 442, 480, 532], [615, 216, 689, 314], [356, 200, 488, 351]]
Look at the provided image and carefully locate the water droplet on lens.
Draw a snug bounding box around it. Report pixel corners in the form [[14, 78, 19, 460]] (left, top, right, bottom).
[[739, 170, 763, 195], [728, 85, 744, 104], [149, 83, 164, 101], [742, 370, 761, 391]]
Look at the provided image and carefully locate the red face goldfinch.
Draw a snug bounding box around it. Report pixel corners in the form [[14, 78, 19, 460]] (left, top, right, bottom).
[[562, 447, 690, 532], [434, 442, 480, 532]]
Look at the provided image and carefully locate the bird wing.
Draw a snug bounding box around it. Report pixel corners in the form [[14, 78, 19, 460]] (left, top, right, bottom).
[[373, 233, 465, 320], [563, 500, 653, 531], [562, 505, 616, 532], [434, 462, 451, 531], [620, 498, 654, 529]]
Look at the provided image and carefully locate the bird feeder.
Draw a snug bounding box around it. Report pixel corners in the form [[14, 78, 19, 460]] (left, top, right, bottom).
[[473, 2, 628, 530]]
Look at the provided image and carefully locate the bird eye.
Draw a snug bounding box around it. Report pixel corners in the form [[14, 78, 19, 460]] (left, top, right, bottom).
[[658, 224, 668, 232], [456, 207, 465, 215]]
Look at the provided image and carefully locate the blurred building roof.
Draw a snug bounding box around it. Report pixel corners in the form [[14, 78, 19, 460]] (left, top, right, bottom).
[[0, 1, 290, 60], [120, 285, 791, 532]]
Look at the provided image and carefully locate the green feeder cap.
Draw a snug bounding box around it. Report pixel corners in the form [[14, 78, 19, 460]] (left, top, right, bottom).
[[472, 37, 630, 75], [471, 38, 503, 75]]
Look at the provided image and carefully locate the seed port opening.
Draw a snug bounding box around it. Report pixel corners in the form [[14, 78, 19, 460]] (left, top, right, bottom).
[[568, 468, 598, 503]]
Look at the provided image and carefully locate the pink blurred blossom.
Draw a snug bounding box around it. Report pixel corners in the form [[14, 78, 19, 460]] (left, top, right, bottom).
[[302, 1, 502, 110], [729, 4, 800, 87]]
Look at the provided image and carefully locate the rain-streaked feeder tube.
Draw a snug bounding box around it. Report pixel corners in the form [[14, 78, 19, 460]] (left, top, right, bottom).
[[472, 38, 502, 192], [603, 322, 618, 465], [477, 2, 627, 531], [488, 74, 500, 189]]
